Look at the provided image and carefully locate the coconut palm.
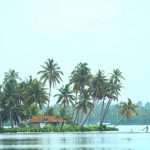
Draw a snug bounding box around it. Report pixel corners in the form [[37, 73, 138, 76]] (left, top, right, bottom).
[[55, 84, 75, 106], [115, 98, 138, 127], [69, 63, 92, 123], [55, 84, 75, 116], [2, 70, 21, 127], [2, 79, 20, 128], [70, 62, 91, 98], [89, 70, 108, 125], [55, 84, 75, 128], [37, 58, 63, 108], [100, 69, 124, 125], [3, 69, 21, 85], [74, 89, 94, 125], [23, 78, 48, 119], [110, 69, 124, 84]]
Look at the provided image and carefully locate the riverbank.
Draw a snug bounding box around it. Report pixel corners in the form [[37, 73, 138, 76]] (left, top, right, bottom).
[[0, 125, 118, 133]]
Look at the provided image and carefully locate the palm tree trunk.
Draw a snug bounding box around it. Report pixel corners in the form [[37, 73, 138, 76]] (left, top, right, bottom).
[[100, 99, 105, 125], [76, 112, 80, 125], [79, 83, 84, 99], [74, 111, 78, 124], [82, 99, 95, 126], [79, 111, 84, 124], [0, 111, 2, 128], [71, 92, 78, 121], [9, 110, 14, 128], [101, 99, 112, 124], [74, 109, 80, 124], [114, 115, 125, 127], [48, 83, 51, 109], [60, 103, 66, 129], [29, 107, 32, 119], [81, 109, 92, 127], [60, 122, 64, 130]]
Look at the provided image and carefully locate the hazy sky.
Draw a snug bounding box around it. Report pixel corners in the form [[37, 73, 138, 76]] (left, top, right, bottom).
[[0, 0, 149, 104]]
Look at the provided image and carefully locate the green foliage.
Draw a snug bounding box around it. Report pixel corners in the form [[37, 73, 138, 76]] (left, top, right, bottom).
[[0, 61, 142, 129], [37, 58, 63, 108], [0, 125, 118, 133], [0, 128, 17, 133]]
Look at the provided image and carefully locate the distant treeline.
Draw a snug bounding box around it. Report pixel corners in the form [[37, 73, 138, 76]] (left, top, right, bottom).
[[50, 101, 150, 125], [88, 101, 150, 125]]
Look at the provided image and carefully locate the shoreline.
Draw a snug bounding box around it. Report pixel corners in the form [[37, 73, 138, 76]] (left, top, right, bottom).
[[0, 131, 149, 135]]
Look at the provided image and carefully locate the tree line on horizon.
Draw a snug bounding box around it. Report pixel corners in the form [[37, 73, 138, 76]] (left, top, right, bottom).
[[0, 58, 138, 128]]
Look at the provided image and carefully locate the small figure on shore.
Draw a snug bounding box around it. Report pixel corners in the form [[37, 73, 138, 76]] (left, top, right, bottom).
[[131, 128, 133, 133], [146, 126, 148, 132], [141, 126, 148, 132]]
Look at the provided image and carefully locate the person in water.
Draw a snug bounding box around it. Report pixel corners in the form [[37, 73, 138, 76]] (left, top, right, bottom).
[[141, 126, 148, 132], [146, 126, 148, 132]]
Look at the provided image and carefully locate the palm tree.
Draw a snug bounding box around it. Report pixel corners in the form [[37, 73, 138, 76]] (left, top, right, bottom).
[[3, 69, 21, 85], [37, 58, 63, 108], [100, 69, 124, 125], [23, 77, 48, 118], [55, 84, 75, 107], [89, 70, 108, 125], [74, 89, 94, 126], [115, 98, 138, 127], [55, 84, 75, 128], [111, 69, 124, 84], [70, 63, 91, 98], [2, 79, 20, 128], [1, 69, 22, 128], [70, 63, 91, 122]]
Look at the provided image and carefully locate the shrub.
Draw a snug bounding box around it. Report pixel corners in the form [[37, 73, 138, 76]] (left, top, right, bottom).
[[0, 125, 118, 133]]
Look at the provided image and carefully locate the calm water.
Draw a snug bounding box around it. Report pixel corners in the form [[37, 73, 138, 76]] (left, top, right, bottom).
[[0, 125, 150, 150]]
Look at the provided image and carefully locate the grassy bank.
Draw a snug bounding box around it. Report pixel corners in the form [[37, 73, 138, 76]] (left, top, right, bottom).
[[0, 125, 118, 133]]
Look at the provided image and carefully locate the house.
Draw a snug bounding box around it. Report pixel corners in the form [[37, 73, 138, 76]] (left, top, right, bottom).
[[30, 115, 67, 128]]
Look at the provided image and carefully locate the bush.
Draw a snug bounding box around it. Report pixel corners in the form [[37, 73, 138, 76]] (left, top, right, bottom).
[[0, 125, 118, 133]]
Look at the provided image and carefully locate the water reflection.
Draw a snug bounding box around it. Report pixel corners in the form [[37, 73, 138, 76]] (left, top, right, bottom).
[[74, 136, 92, 145], [0, 132, 150, 150], [0, 138, 40, 145]]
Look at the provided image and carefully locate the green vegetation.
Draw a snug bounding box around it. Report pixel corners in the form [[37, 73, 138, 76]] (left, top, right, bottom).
[[37, 58, 63, 109], [0, 58, 138, 131], [114, 98, 138, 127], [0, 125, 118, 133]]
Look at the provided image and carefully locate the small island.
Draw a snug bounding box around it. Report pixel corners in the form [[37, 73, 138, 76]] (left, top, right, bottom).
[[0, 59, 137, 133]]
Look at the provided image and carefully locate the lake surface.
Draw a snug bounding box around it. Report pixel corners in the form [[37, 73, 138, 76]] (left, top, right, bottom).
[[0, 125, 150, 150]]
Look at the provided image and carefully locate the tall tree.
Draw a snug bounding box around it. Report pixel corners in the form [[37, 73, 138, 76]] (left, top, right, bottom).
[[115, 98, 138, 127], [70, 63, 91, 123], [89, 70, 108, 125], [55, 84, 75, 107], [3, 69, 21, 85], [100, 69, 124, 125], [70, 63, 91, 98], [2, 69, 22, 128], [2, 80, 20, 128], [55, 84, 75, 128], [75, 89, 94, 125], [37, 58, 63, 108], [23, 77, 48, 118]]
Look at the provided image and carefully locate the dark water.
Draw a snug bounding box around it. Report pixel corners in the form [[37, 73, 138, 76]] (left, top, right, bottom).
[[0, 126, 150, 150]]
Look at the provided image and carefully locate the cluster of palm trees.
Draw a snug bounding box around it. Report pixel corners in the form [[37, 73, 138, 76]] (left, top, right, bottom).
[[0, 58, 136, 128], [0, 70, 48, 128], [37, 59, 125, 126]]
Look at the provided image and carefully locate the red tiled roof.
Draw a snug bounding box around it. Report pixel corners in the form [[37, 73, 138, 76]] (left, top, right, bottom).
[[30, 115, 67, 123]]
